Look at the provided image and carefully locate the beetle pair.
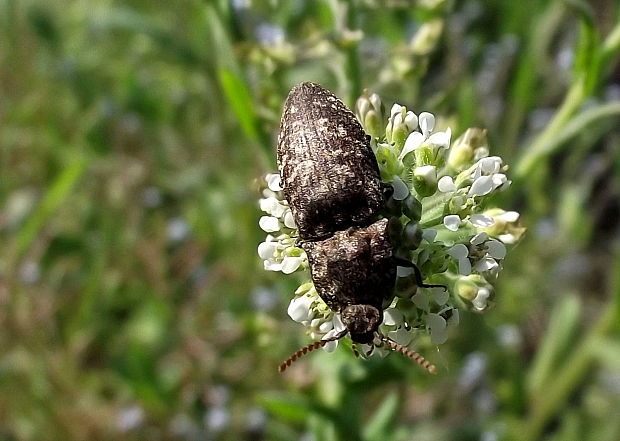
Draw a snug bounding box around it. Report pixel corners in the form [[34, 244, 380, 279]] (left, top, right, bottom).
[[276, 82, 444, 373]]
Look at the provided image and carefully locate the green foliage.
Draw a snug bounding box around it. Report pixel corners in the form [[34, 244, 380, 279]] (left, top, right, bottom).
[[1, 0, 619, 440]]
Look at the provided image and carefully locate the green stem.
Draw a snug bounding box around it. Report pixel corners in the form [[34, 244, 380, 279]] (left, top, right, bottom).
[[521, 297, 618, 441]]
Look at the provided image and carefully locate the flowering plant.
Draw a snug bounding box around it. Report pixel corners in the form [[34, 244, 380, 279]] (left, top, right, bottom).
[[258, 90, 525, 358]]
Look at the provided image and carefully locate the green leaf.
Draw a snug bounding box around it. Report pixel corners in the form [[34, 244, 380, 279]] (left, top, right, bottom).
[[218, 69, 260, 141], [259, 394, 312, 424], [362, 391, 399, 441], [526, 294, 581, 398]]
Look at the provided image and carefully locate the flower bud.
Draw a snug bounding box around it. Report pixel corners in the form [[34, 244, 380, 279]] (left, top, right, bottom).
[[412, 165, 437, 198], [356, 90, 385, 138], [454, 274, 495, 312], [402, 194, 422, 221], [386, 105, 417, 150], [403, 221, 423, 249], [482, 208, 526, 244], [410, 19, 444, 56], [448, 128, 488, 171]]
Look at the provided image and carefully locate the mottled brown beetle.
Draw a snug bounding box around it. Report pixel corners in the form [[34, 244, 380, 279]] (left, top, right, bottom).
[[277, 82, 442, 373]]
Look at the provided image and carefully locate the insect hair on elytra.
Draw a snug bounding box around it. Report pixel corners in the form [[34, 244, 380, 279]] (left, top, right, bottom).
[[278, 331, 437, 374]]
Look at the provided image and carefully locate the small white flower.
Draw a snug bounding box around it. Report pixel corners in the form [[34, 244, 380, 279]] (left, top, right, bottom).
[[444, 214, 462, 231], [438, 175, 456, 192], [288, 295, 314, 322], [259, 216, 280, 233], [257, 240, 278, 260], [259, 196, 287, 218]]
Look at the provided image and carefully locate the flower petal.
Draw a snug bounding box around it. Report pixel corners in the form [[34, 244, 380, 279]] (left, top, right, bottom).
[[472, 288, 491, 311], [438, 176, 456, 192], [418, 112, 435, 137], [458, 258, 472, 276], [283, 210, 296, 228], [448, 244, 468, 259], [400, 131, 424, 158], [287, 296, 313, 322], [470, 214, 494, 228], [427, 313, 448, 344], [470, 232, 489, 245], [469, 176, 494, 196], [266, 173, 283, 191], [428, 127, 451, 149], [486, 239, 507, 259], [259, 216, 280, 232], [392, 175, 410, 200], [257, 241, 277, 259], [281, 256, 302, 274], [444, 214, 461, 231], [422, 229, 437, 242], [383, 308, 403, 326], [474, 257, 498, 272]]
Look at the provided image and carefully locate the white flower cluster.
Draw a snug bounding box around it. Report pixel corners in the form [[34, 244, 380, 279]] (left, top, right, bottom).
[[257, 174, 307, 274], [257, 91, 525, 356]]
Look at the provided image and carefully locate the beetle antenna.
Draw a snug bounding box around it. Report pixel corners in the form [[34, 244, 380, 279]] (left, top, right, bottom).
[[375, 332, 437, 374], [278, 329, 348, 372]]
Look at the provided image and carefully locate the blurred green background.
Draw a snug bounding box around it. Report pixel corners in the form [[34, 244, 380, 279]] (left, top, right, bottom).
[[1, 0, 619, 440]]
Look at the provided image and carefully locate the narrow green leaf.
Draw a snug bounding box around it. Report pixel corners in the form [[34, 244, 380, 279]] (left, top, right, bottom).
[[362, 391, 399, 441], [526, 294, 581, 397], [259, 394, 312, 424], [218, 69, 259, 141], [16, 157, 87, 257]]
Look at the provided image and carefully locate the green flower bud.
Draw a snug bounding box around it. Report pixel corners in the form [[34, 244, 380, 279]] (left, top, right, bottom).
[[395, 275, 418, 298], [410, 19, 444, 56], [403, 194, 422, 221], [387, 216, 403, 242], [356, 90, 385, 138], [386, 105, 417, 150], [385, 195, 403, 217], [448, 128, 488, 171], [403, 221, 423, 249], [454, 274, 495, 312], [375, 143, 403, 181], [482, 208, 526, 245], [412, 165, 437, 198]]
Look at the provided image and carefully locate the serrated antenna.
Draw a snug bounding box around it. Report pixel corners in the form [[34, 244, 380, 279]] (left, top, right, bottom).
[[278, 329, 348, 372], [376, 333, 437, 374]]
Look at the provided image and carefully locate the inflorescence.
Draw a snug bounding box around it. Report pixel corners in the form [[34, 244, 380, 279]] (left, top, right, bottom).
[[258, 90, 525, 356]]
